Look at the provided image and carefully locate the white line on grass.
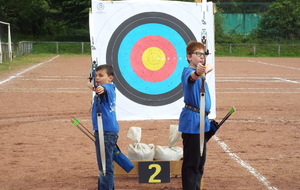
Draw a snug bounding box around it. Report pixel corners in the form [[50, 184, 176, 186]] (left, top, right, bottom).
[[213, 135, 278, 190], [0, 55, 60, 85]]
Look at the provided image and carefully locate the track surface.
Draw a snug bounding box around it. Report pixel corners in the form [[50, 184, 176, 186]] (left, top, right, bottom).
[[0, 55, 299, 190]]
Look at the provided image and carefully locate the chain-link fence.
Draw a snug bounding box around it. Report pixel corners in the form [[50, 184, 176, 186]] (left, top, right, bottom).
[[16, 41, 91, 56], [215, 44, 300, 57], [15, 41, 300, 57], [1, 41, 300, 63], [1, 41, 91, 63]]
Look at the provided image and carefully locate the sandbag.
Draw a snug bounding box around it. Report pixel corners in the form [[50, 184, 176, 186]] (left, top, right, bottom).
[[154, 125, 183, 161], [169, 125, 182, 148], [127, 126, 155, 160], [154, 146, 183, 161]]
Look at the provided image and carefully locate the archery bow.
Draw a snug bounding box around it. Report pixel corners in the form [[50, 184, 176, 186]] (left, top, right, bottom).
[[90, 61, 107, 176], [70, 117, 135, 173], [89, 8, 106, 176], [199, 0, 209, 157]]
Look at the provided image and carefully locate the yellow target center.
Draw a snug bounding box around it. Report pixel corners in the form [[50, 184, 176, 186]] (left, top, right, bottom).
[[142, 47, 166, 71]]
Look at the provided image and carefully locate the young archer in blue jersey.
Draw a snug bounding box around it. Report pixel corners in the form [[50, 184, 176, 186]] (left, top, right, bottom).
[[178, 41, 214, 190], [87, 64, 119, 190]]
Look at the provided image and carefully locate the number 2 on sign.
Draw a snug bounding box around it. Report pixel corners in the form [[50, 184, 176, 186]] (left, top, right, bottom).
[[148, 164, 161, 183]]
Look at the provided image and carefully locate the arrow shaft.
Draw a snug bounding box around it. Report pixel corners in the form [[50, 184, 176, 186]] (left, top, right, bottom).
[[219, 107, 236, 127], [73, 117, 95, 137], [71, 117, 95, 142]]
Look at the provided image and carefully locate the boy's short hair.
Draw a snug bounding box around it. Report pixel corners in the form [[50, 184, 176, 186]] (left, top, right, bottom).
[[96, 64, 114, 77], [186, 41, 206, 64], [186, 41, 205, 55]]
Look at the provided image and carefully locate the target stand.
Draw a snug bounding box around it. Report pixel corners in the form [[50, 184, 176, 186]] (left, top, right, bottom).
[[114, 160, 182, 176], [91, 1, 212, 189], [114, 160, 204, 188]]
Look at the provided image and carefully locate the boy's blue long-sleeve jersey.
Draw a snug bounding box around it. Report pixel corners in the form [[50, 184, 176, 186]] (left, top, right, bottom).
[[178, 67, 211, 134], [91, 83, 119, 132]]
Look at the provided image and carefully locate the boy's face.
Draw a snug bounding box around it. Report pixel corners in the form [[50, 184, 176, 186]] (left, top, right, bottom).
[[187, 48, 206, 68], [95, 69, 113, 86]]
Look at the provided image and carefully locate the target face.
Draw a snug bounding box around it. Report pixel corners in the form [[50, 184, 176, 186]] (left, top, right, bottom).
[[90, 1, 216, 120], [107, 12, 196, 106]]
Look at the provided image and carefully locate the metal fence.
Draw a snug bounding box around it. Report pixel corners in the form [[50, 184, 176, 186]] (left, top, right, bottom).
[[16, 41, 91, 56], [0, 41, 90, 63], [215, 43, 300, 57], [0, 42, 14, 63], [17, 41, 33, 56], [1, 42, 300, 63]]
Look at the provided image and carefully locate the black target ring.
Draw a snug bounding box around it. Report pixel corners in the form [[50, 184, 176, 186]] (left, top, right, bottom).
[[107, 12, 196, 106]]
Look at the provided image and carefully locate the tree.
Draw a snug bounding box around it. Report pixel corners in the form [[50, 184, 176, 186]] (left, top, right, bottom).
[[252, 0, 300, 41], [0, 0, 90, 40], [214, 6, 227, 43], [0, 0, 48, 37], [45, 0, 90, 37]]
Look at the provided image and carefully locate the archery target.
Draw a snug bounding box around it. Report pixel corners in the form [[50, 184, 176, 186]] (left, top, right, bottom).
[[91, 1, 216, 120], [107, 12, 196, 106]]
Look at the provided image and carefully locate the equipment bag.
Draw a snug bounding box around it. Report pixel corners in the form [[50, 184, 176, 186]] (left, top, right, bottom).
[[113, 144, 134, 173]]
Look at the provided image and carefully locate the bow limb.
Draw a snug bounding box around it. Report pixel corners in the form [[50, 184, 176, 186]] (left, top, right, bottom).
[[199, 0, 208, 157], [89, 9, 106, 175], [97, 110, 106, 176], [91, 60, 106, 176], [200, 79, 206, 156]]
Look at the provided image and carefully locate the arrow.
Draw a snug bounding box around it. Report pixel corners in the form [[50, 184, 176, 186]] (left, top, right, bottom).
[[205, 107, 236, 142], [219, 107, 236, 127], [71, 117, 95, 142]]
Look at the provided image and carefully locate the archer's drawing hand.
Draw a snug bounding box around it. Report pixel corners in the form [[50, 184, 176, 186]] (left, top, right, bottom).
[[95, 86, 105, 94], [196, 63, 206, 76]]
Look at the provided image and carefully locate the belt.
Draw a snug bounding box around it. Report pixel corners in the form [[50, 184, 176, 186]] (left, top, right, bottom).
[[185, 104, 210, 116]]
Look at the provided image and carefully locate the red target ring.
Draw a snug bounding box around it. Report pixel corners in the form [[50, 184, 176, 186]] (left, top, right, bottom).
[[130, 35, 177, 82]]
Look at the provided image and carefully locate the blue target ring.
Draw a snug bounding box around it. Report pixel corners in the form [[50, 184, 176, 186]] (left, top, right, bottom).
[[119, 23, 185, 95], [106, 12, 196, 106]]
